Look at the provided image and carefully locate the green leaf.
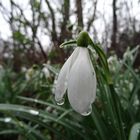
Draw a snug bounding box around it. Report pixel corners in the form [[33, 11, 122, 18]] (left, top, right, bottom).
[[60, 40, 76, 48], [129, 123, 140, 140]]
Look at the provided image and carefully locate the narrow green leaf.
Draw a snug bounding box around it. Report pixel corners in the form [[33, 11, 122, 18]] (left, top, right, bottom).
[[129, 123, 140, 140], [91, 106, 109, 140], [60, 40, 76, 48]]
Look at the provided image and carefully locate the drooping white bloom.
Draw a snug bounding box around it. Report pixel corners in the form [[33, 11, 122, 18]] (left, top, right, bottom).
[[42, 64, 50, 78], [25, 68, 35, 81], [54, 47, 96, 116], [107, 55, 121, 73], [25, 66, 38, 81]]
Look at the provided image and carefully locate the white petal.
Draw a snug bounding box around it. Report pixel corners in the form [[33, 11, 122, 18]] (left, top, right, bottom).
[[54, 47, 80, 101], [68, 48, 96, 114], [42, 67, 50, 78]]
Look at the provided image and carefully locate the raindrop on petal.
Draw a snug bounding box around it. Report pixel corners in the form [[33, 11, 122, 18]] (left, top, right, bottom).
[[56, 98, 65, 105], [81, 106, 92, 116]]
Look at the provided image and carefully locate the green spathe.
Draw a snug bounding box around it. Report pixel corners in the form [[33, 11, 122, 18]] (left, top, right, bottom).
[[77, 31, 89, 47]]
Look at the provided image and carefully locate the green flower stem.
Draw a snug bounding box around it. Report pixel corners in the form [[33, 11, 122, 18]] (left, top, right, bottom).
[[88, 38, 112, 84], [60, 40, 76, 48], [88, 35, 126, 140], [109, 84, 126, 140]]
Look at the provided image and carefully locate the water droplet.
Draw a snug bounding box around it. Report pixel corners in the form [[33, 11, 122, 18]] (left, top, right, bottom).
[[137, 129, 140, 133], [34, 99, 38, 102], [29, 110, 39, 115], [56, 98, 65, 105], [81, 106, 92, 116], [46, 106, 52, 112], [4, 117, 11, 123]]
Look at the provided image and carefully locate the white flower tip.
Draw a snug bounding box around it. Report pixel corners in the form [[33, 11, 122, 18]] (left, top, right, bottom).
[[81, 105, 92, 116]]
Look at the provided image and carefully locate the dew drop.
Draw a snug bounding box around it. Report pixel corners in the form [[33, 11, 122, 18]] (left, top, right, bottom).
[[34, 99, 38, 102], [56, 98, 65, 105], [46, 106, 52, 112], [81, 106, 92, 116], [137, 129, 140, 133], [29, 110, 39, 115], [4, 117, 11, 123]]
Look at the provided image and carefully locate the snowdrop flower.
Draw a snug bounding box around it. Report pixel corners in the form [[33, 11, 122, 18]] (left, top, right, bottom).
[[42, 64, 50, 78], [25, 65, 38, 81], [54, 31, 96, 116], [21, 66, 27, 72], [107, 55, 120, 73], [0, 64, 4, 81], [0, 64, 3, 70], [123, 47, 133, 62], [25, 68, 34, 81]]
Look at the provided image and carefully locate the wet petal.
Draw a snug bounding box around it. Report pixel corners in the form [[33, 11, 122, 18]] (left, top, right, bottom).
[[68, 48, 96, 115], [54, 47, 80, 102]]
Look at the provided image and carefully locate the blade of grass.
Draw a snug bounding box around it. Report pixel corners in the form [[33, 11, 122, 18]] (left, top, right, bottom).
[[129, 123, 140, 140]]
